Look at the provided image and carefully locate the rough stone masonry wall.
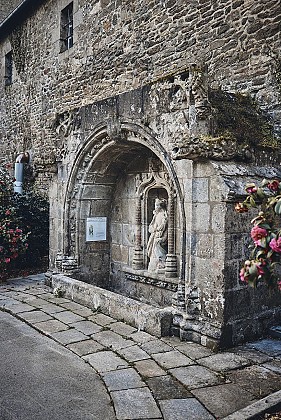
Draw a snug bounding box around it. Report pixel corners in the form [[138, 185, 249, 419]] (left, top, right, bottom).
[[0, 0, 280, 184]]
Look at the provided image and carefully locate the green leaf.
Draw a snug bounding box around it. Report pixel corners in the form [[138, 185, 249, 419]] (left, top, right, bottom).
[[275, 200, 281, 215], [248, 264, 258, 276], [250, 196, 256, 207]]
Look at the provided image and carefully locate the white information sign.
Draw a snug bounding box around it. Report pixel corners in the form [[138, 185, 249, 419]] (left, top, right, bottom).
[[86, 217, 107, 242]]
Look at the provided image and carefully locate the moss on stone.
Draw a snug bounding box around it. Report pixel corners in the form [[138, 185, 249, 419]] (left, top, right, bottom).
[[209, 89, 280, 150]]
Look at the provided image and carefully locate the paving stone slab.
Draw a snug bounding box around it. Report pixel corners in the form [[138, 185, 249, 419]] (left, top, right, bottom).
[[19, 310, 53, 324], [4, 302, 36, 313], [159, 398, 215, 420], [152, 350, 194, 369], [102, 367, 145, 391], [229, 347, 272, 364], [111, 387, 162, 419], [91, 330, 134, 350], [109, 321, 137, 337], [246, 339, 281, 357], [134, 359, 166, 378], [169, 365, 223, 389], [53, 310, 85, 324], [83, 350, 128, 372], [88, 313, 117, 326], [67, 339, 105, 356], [141, 339, 173, 355], [40, 303, 66, 314], [198, 352, 250, 372], [192, 383, 257, 418], [146, 375, 192, 400], [34, 319, 69, 334], [61, 300, 93, 317], [129, 331, 155, 344], [70, 320, 102, 335], [18, 296, 49, 307], [117, 345, 151, 362], [175, 342, 214, 360], [51, 329, 89, 345], [261, 360, 281, 374], [228, 365, 281, 399]]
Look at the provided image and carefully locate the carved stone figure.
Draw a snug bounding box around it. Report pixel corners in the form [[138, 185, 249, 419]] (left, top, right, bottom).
[[147, 198, 168, 273]]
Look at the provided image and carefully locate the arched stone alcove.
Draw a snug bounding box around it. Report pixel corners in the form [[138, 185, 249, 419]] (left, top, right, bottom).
[[61, 123, 186, 308]]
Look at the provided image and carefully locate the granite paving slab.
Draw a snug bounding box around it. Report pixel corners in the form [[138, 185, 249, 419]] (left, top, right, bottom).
[[175, 342, 213, 360], [192, 383, 257, 418], [129, 330, 155, 344], [228, 365, 281, 399], [229, 346, 272, 364], [3, 302, 36, 313], [109, 321, 137, 337], [33, 319, 69, 334], [111, 387, 162, 419], [261, 360, 281, 375], [20, 297, 51, 308], [117, 345, 151, 362], [67, 339, 105, 356], [88, 313, 117, 326], [198, 352, 250, 372], [83, 350, 128, 372], [134, 359, 167, 378], [141, 339, 173, 355], [19, 310, 52, 323], [146, 375, 192, 400], [51, 329, 89, 345], [246, 339, 281, 357], [91, 330, 134, 350], [70, 320, 102, 335], [159, 398, 215, 420], [102, 367, 145, 391], [53, 310, 85, 324], [151, 350, 194, 369], [169, 365, 223, 389], [40, 303, 65, 314]]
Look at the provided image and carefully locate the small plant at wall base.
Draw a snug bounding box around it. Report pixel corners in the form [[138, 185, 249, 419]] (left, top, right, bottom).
[[235, 179, 281, 291]]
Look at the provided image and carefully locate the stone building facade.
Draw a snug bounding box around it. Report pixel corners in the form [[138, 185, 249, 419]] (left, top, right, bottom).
[[0, 0, 280, 348]]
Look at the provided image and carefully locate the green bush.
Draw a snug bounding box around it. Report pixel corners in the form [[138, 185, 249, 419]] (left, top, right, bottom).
[[0, 165, 49, 278]]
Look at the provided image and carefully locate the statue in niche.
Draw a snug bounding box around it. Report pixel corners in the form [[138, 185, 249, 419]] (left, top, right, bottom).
[[147, 198, 168, 273]]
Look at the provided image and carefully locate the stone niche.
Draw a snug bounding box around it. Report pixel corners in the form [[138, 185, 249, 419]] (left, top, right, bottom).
[[73, 142, 180, 308]]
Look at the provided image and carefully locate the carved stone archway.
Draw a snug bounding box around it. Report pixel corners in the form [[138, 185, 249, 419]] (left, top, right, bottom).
[[59, 121, 187, 309]]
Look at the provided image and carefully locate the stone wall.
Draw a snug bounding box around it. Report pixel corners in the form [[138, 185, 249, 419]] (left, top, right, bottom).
[[0, 0, 22, 23], [0, 0, 280, 177]]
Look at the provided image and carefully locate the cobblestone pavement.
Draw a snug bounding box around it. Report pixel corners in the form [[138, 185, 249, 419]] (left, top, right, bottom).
[[1, 274, 281, 420]]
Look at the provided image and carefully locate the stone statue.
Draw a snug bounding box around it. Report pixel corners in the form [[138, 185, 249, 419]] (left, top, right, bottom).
[[147, 198, 168, 272]]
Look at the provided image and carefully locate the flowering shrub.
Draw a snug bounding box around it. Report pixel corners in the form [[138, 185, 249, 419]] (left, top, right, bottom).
[[0, 168, 29, 279], [235, 179, 281, 290]]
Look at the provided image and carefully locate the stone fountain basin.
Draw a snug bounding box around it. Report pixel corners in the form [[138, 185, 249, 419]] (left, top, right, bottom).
[[47, 273, 173, 337]]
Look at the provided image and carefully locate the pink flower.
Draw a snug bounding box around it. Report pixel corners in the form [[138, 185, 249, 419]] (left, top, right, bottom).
[[246, 184, 257, 194], [239, 267, 247, 282], [251, 226, 268, 245], [5, 209, 11, 215], [268, 180, 280, 191], [278, 281, 281, 291], [5, 258, 10, 263], [269, 237, 281, 253]]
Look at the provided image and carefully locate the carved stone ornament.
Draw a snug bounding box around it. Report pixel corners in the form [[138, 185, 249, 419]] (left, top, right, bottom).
[[54, 109, 81, 137], [171, 135, 252, 161]]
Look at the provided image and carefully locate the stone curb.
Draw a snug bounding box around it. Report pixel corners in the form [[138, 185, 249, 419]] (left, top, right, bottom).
[[222, 390, 281, 419]]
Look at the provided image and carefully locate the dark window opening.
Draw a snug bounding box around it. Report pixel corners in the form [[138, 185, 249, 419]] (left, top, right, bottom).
[[60, 2, 73, 53], [5, 51, 12, 86]]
